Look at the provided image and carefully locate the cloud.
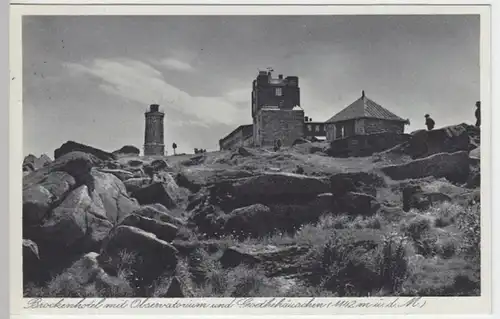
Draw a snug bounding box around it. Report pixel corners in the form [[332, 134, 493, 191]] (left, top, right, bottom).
[[224, 87, 251, 104], [160, 58, 194, 72], [63, 58, 248, 127]]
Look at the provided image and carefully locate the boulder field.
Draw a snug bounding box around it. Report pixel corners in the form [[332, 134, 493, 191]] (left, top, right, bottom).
[[22, 124, 481, 296]]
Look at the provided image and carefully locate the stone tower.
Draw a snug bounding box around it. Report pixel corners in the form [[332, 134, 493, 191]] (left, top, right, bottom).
[[251, 70, 303, 147], [144, 104, 165, 156]]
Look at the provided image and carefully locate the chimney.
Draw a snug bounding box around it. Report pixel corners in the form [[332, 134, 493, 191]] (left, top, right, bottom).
[[304, 116, 309, 122], [362, 90, 365, 99], [150, 104, 159, 112], [309, 118, 313, 122], [278, 74, 283, 80]]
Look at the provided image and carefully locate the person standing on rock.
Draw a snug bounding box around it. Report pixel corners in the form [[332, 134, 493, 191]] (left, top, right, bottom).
[[475, 101, 481, 127], [425, 114, 435, 131]]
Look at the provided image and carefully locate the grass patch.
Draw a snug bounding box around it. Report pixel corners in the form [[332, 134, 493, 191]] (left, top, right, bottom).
[[24, 251, 135, 298]]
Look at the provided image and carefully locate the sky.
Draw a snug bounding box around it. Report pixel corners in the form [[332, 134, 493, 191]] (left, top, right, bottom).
[[23, 15, 480, 157]]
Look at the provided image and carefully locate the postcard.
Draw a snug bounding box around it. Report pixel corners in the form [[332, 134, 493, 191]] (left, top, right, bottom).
[[9, 2, 492, 317]]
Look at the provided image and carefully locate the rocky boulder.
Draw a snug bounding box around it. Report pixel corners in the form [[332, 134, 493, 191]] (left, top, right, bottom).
[[101, 225, 178, 287], [23, 239, 43, 284], [54, 141, 116, 161], [466, 170, 480, 189], [112, 145, 140, 156], [91, 170, 139, 223], [407, 124, 474, 159], [380, 151, 470, 184], [189, 203, 226, 237], [469, 146, 480, 167], [334, 192, 381, 216], [36, 185, 113, 251], [23, 151, 96, 190], [180, 154, 206, 166], [327, 132, 412, 158], [219, 244, 309, 276], [99, 169, 135, 182], [131, 177, 187, 210], [23, 154, 52, 172], [157, 276, 193, 297], [330, 171, 386, 197], [237, 146, 255, 157], [223, 204, 272, 237], [455, 190, 481, 206], [133, 204, 185, 226], [218, 193, 334, 238], [119, 213, 178, 242], [469, 146, 480, 160], [127, 159, 145, 167], [23, 171, 76, 226], [148, 159, 171, 171], [123, 177, 152, 193], [229, 172, 330, 204], [402, 185, 452, 212], [176, 167, 254, 192], [50, 151, 100, 185]]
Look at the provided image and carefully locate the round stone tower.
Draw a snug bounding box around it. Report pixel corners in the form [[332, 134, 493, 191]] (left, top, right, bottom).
[[144, 104, 165, 156]]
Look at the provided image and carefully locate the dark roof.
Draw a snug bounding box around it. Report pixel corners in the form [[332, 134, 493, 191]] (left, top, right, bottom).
[[326, 95, 405, 123]]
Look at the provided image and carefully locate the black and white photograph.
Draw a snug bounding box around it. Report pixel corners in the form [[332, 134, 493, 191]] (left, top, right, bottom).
[[18, 9, 487, 305]]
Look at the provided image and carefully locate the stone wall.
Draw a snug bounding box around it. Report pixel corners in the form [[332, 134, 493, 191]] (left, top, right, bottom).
[[325, 120, 356, 142], [255, 108, 305, 147], [363, 119, 405, 134], [326, 132, 412, 158], [220, 125, 253, 151]]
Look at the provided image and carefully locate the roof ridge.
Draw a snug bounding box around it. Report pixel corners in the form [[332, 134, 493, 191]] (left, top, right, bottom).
[[327, 94, 405, 123]]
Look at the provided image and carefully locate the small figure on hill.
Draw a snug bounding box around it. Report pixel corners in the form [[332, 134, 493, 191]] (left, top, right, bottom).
[[424, 114, 435, 131], [475, 101, 481, 127], [172, 142, 178, 155], [273, 139, 282, 152]]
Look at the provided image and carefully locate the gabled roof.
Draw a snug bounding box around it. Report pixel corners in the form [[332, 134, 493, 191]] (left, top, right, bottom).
[[326, 92, 405, 123]]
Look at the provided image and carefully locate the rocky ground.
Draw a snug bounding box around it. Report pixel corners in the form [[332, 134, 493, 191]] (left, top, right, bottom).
[[23, 123, 481, 297]]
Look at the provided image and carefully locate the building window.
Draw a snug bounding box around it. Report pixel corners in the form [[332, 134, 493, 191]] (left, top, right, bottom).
[[315, 125, 320, 132], [307, 124, 312, 132], [275, 87, 283, 96], [341, 126, 345, 138]]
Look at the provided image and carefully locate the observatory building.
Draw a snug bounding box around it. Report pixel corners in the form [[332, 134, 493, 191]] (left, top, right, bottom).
[[144, 104, 165, 156]]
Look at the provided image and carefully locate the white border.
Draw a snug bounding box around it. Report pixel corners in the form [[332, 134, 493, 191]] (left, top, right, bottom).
[[9, 3, 493, 317]]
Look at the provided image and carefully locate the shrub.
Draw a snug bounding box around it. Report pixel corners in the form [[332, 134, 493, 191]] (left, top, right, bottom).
[[431, 202, 461, 228], [402, 215, 432, 241], [455, 203, 480, 259], [401, 256, 479, 296], [27, 252, 135, 298], [376, 234, 409, 294], [304, 231, 379, 296], [413, 232, 439, 257], [295, 165, 305, 174], [317, 214, 351, 230], [436, 239, 458, 259]]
